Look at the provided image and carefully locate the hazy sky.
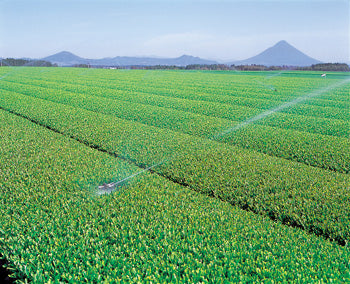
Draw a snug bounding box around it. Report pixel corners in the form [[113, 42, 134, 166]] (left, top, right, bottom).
[[0, 0, 349, 62]]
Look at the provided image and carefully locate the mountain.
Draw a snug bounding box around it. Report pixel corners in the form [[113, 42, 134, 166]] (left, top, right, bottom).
[[40, 41, 322, 67], [42, 51, 88, 66], [42, 52, 217, 67], [231, 40, 321, 67], [91, 54, 217, 66], [168, 55, 217, 66]]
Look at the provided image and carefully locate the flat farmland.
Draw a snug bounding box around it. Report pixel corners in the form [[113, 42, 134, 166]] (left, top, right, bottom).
[[0, 67, 349, 282]]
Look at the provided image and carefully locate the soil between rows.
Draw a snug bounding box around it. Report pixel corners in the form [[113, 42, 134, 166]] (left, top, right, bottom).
[[0, 256, 16, 283]]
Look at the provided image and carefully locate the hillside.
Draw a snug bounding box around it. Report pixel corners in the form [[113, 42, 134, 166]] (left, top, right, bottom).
[[232, 40, 321, 66], [39, 41, 323, 67], [42, 52, 217, 67]]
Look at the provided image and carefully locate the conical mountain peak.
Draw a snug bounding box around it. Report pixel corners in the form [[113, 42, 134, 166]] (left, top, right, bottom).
[[233, 40, 321, 66]]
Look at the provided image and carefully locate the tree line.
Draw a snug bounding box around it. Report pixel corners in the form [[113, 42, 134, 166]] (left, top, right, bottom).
[[80, 63, 349, 72], [296, 63, 350, 72], [0, 58, 57, 67], [3, 58, 346, 71]]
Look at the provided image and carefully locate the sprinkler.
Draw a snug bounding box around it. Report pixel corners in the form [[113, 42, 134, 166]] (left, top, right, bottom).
[[97, 75, 350, 196], [96, 162, 164, 195]]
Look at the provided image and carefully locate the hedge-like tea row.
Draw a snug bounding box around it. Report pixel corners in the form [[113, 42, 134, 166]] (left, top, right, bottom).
[[0, 89, 349, 245], [2, 78, 349, 139], [6, 70, 350, 121], [2, 109, 350, 282], [15, 67, 347, 106], [1, 83, 348, 174]]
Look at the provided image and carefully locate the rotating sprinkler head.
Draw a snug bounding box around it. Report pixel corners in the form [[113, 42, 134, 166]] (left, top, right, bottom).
[[96, 161, 164, 195], [97, 181, 124, 195]]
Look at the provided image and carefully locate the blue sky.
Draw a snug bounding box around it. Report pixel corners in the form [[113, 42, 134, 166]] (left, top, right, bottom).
[[0, 0, 349, 62]]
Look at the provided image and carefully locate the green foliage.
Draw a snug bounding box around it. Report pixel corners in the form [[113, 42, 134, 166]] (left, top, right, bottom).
[[233, 64, 283, 71], [0, 67, 349, 282], [0, 109, 350, 283], [0, 71, 349, 173], [0, 81, 349, 244], [0, 59, 56, 67], [297, 63, 350, 72]]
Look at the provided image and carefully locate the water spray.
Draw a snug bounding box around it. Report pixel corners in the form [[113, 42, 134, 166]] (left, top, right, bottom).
[[265, 69, 286, 79], [253, 78, 277, 91], [231, 66, 280, 91], [97, 162, 164, 195], [213, 78, 350, 139], [96, 71, 350, 196], [0, 64, 16, 80], [0, 61, 39, 80]]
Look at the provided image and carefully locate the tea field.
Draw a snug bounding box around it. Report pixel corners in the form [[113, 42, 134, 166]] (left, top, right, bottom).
[[0, 67, 349, 282]]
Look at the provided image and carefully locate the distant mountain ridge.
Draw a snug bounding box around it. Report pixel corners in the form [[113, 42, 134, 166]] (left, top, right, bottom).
[[42, 52, 217, 67], [40, 40, 322, 67], [43, 51, 86, 65], [231, 40, 321, 67]]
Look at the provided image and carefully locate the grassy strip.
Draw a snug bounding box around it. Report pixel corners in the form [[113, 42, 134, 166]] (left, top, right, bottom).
[[1, 85, 348, 174], [0, 91, 349, 245], [1, 109, 350, 283]]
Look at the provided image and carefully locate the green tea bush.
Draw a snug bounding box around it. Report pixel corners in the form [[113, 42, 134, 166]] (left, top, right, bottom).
[[0, 109, 350, 283]]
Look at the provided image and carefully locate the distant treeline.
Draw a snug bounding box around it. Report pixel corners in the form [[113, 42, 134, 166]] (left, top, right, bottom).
[[232, 65, 284, 71], [296, 63, 350, 72], [71, 62, 349, 71], [73, 64, 229, 70], [0, 58, 57, 67], [133, 64, 280, 71]]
